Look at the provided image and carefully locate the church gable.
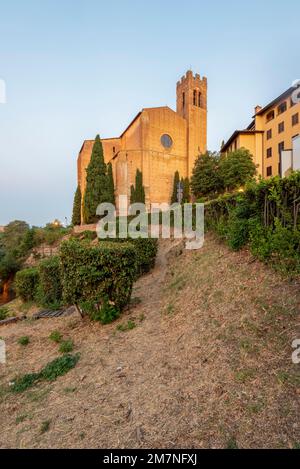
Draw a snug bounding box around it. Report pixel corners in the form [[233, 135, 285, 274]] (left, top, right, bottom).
[[140, 106, 187, 156], [120, 112, 143, 150]]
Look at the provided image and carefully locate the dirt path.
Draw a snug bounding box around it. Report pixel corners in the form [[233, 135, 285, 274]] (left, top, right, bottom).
[[0, 235, 299, 448]]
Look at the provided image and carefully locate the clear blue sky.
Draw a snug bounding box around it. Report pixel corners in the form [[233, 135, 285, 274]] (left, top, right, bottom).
[[0, 0, 299, 226]]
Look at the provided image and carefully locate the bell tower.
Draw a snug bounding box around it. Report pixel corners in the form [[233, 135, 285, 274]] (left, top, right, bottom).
[[176, 70, 207, 177]]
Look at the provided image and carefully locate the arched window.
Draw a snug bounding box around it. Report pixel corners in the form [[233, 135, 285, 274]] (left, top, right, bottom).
[[198, 92, 201, 107], [193, 90, 197, 106]]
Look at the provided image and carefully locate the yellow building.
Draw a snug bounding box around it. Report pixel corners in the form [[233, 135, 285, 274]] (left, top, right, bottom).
[[77, 70, 207, 215], [221, 86, 300, 178]]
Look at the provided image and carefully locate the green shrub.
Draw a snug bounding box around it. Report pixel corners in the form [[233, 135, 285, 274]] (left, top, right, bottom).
[[11, 372, 40, 393], [72, 230, 97, 241], [226, 436, 239, 449], [214, 216, 229, 240], [18, 336, 30, 346], [271, 218, 300, 261], [40, 420, 51, 434], [81, 230, 97, 241], [97, 215, 158, 275], [100, 237, 158, 277], [226, 216, 249, 251], [15, 267, 39, 302], [204, 193, 240, 232], [37, 256, 62, 308], [60, 238, 137, 319], [0, 252, 21, 282], [250, 218, 300, 275], [248, 218, 273, 261], [40, 353, 80, 381], [116, 320, 136, 332], [49, 330, 62, 343], [131, 238, 158, 275], [11, 353, 80, 393], [59, 339, 74, 354], [85, 297, 120, 324], [225, 196, 253, 251], [0, 306, 9, 320], [205, 173, 300, 276], [40, 227, 69, 246]]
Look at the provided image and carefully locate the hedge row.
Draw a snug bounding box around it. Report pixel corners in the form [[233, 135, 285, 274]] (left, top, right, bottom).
[[100, 237, 158, 276], [132, 238, 158, 275], [36, 256, 62, 308], [60, 238, 137, 317], [15, 267, 40, 302], [15, 236, 158, 322], [15, 256, 62, 307], [72, 231, 158, 276], [205, 172, 300, 276]]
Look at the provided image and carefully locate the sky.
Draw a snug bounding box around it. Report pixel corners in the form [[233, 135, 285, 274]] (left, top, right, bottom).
[[0, 0, 300, 226]]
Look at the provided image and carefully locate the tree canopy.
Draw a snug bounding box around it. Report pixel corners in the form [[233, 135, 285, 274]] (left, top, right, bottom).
[[191, 152, 222, 198], [0, 220, 29, 282], [191, 149, 257, 198], [219, 148, 257, 191]]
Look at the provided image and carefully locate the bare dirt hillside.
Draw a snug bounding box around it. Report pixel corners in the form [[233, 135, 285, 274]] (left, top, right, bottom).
[[0, 234, 299, 448]]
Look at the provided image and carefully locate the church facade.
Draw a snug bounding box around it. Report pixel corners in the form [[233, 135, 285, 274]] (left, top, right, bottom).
[[77, 70, 207, 214]]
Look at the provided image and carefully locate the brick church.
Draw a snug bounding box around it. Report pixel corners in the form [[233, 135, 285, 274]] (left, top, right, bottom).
[[77, 70, 207, 213]]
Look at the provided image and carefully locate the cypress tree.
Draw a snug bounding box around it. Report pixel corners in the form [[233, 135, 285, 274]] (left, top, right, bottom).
[[71, 185, 82, 226], [130, 184, 135, 204], [83, 135, 109, 224], [182, 177, 190, 202], [136, 169, 145, 203], [171, 171, 180, 204], [107, 163, 115, 205], [130, 169, 145, 204], [141, 183, 145, 204]]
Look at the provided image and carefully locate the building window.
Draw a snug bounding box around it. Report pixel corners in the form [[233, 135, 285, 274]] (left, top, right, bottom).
[[198, 91, 201, 107], [113, 146, 115, 154], [267, 147, 272, 158], [266, 129, 272, 140], [266, 110, 275, 122], [193, 90, 197, 106], [161, 134, 173, 149], [292, 113, 299, 126], [266, 166, 272, 177], [278, 141, 284, 155], [277, 101, 287, 115], [182, 92, 185, 108], [278, 121, 284, 133]]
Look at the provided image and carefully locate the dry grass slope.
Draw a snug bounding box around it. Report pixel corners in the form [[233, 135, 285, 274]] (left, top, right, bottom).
[[0, 234, 299, 448]]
